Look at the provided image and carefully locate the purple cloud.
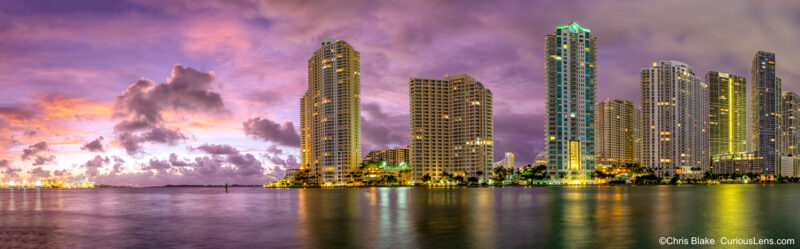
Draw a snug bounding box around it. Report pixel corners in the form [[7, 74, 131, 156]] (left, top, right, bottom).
[[361, 102, 408, 153], [138, 143, 265, 181], [53, 169, 70, 177], [2, 0, 800, 185], [82, 155, 110, 177], [32, 155, 55, 166], [242, 117, 300, 147], [81, 136, 105, 152], [112, 65, 224, 154], [21, 141, 49, 160], [28, 166, 51, 178], [194, 144, 240, 155]]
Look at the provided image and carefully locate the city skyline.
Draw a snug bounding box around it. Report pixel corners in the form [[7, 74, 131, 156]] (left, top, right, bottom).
[[2, 0, 800, 185]]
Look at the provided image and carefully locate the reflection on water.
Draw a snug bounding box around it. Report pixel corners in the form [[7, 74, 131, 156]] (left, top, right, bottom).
[[0, 185, 799, 248], [709, 185, 755, 249]]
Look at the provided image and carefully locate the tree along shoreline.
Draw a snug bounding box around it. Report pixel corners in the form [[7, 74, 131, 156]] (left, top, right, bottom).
[[269, 163, 800, 188]]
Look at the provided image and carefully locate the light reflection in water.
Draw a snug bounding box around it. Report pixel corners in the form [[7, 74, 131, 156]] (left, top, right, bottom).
[[0, 186, 797, 248], [595, 187, 631, 248], [35, 189, 42, 211], [562, 188, 591, 248], [470, 189, 496, 248], [709, 185, 755, 249], [8, 189, 15, 211], [653, 185, 673, 238]]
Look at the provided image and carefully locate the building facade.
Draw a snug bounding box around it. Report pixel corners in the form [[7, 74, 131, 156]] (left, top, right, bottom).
[[364, 146, 409, 167], [534, 151, 547, 166], [751, 51, 780, 175], [707, 71, 747, 157], [410, 74, 493, 182], [780, 156, 800, 177], [494, 152, 515, 171], [300, 38, 361, 184], [781, 92, 800, 157], [641, 61, 709, 178], [712, 153, 755, 175], [595, 99, 641, 166], [544, 21, 597, 181]]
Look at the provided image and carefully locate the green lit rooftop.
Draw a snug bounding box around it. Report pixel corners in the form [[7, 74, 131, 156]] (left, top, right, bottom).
[[556, 21, 591, 33]]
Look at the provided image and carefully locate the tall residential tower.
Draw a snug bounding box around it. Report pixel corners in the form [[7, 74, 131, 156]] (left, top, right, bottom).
[[782, 92, 800, 156], [707, 71, 747, 157], [300, 38, 361, 184], [410, 74, 493, 182], [641, 61, 709, 178], [544, 21, 596, 181], [595, 99, 641, 166], [751, 51, 779, 175]]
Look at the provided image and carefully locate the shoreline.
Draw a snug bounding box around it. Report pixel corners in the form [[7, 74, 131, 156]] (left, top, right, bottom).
[[3, 182, 798, 190]]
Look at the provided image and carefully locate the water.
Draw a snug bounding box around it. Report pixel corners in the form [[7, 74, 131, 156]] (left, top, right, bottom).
[[1, 185, 799, 248]]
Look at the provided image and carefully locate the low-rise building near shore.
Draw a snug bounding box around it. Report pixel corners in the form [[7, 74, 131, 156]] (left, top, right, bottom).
[[712, 153, 755, 175], [780, 156, 800, 177], [364, 147, 409, 167]]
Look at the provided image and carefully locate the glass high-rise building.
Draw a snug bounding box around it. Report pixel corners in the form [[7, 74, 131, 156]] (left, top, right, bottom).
[[409, 75, 493, 182], [641, 61, 709, 178], [707, 71, 747, 157], [595, 99, 641, 166], [544, 21, 596, 181], [300, 38, 361, 184], [782, 92, 800, 157], [751, 51, 779, 175]]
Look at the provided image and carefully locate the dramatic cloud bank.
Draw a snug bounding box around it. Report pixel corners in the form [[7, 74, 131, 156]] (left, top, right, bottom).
[[1, 0, 799, 185], [112, 65, 227, 155]]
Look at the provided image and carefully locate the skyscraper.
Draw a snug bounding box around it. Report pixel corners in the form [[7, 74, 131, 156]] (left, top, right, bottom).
[[544, 21, 596, 181], [595, 99, 641, 166], [410, 74, 493, 182], [300, 38, 361, 184], [751, 51, 779, 175], [782, 92, 800, 156], [707, 71, 747, 157], [641, 61, 709, 178]]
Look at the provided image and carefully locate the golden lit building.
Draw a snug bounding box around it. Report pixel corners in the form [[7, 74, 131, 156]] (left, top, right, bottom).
[[410, 74, 493, 182], [712, 153, 755, 175], [364, 146, 409, 167], [595, 99, 641, 166], [707, 71, 747, 157], [300, 38, 361, 184]]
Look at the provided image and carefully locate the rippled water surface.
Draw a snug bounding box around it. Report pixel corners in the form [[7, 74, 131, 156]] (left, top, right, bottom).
[[1, 185, 799, 248]]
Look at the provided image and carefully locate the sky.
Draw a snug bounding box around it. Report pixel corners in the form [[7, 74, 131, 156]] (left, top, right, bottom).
[[1, 0, 799, 186]]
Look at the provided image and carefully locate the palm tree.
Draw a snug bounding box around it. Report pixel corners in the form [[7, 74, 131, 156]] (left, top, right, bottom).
[[493, 167, 508, 184], [441, 171, 454, 182], [422, 174, 431, 183], [384, 175, 398, 185]]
